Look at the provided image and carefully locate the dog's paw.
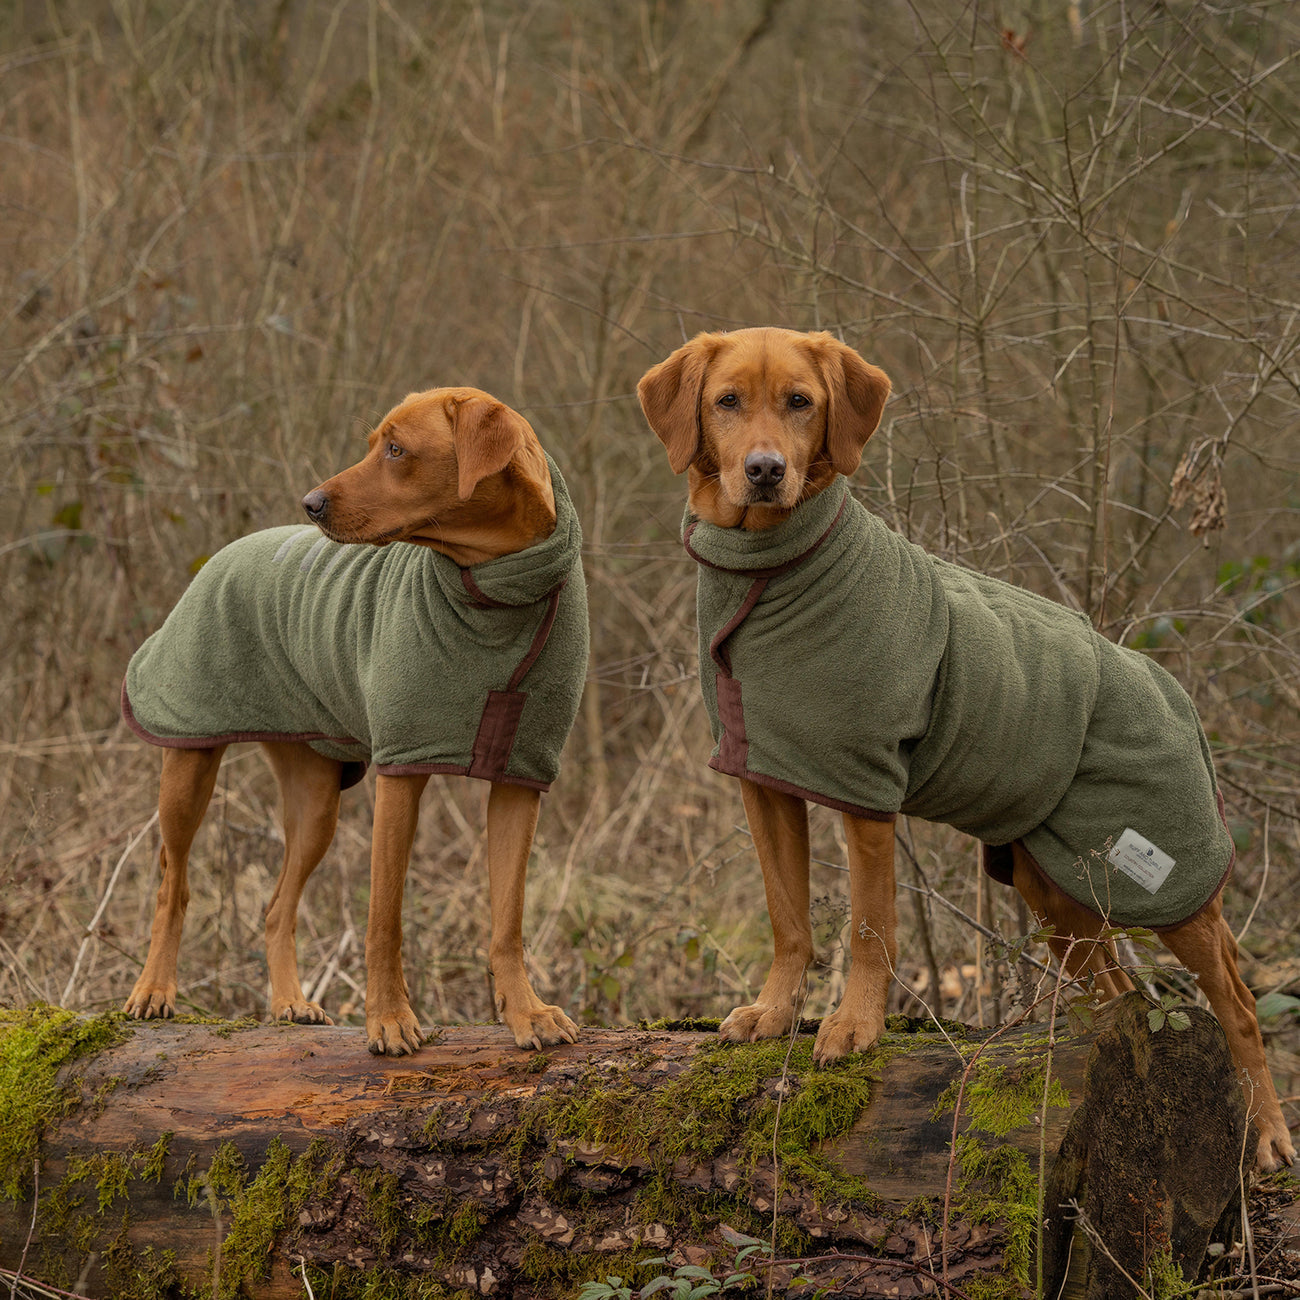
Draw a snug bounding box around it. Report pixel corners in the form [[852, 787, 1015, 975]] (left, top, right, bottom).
[[813, 1008, 885, 1065], [719, 1001, 795, 1043], [505, 1003, 578, 1051], [123, 983, 176, 1020], [1256, 1123, 1297, 1174], [271, 998, 334, 1027], [366, 1005, 424, 1056]]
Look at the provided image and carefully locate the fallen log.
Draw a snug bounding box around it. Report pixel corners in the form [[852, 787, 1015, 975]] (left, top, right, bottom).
[[0, 993, 1252, 1298]]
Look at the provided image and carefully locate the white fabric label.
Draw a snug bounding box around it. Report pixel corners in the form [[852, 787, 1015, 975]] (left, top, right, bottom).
[[1107, 827, 1175, 895]]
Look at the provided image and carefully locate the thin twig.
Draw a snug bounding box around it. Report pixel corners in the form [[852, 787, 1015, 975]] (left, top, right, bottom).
[[61, 811, 159, 1007], [10, 1160, 39, 1300]]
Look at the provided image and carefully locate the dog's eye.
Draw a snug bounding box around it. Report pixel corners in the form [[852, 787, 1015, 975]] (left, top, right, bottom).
[[717, 393, 739, 408], [789, 393, 810, 409], [385, 442, 404, 459]]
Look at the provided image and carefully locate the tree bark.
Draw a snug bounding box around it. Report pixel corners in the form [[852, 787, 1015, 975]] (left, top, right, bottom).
[[0, 994, 1251, 1298]]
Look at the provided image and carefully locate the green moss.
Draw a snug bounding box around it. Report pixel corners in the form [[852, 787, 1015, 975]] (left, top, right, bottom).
[[930, 1050, 1071, 1293], [186, 1139, 246, 1209], [932, 1056, 1070, 1138], [142, 1131, 173, 1183], [67, 1150, 135, 1214], [638, 1017, 723, 1032], [217, 1138, 292, 1295], [515, 1034, 894, 1233], [954, 1134, 1038, 1288], [0, 1005, 127, 1201], [963, 1278, 1030, 1300], [208, 1137, 339, 1297], [102, 1219, 187, 1300], [302, 1263, 469, 1300], [362, 1167, 405, 1254], [517, 1237, 645, 1294], [171, 1015, 261, 1037], [633, 1178, 809, 1260]]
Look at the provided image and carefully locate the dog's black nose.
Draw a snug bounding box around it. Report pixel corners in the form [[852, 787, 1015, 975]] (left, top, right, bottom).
[[744, 451, 786, 486], [302, 489, 329, 522]]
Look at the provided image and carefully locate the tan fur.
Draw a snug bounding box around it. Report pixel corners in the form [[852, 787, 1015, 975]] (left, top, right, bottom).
[[640, 328, 1294, 1172], [124, 387, 577, 1056]]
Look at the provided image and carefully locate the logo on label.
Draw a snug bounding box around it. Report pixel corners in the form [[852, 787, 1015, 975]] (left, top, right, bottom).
[[1107, 828, 1175, 895]]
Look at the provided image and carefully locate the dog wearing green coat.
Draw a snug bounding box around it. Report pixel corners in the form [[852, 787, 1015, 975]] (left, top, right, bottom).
[[122, 387, 587, 1056], [638, 327, 1293, 1172]]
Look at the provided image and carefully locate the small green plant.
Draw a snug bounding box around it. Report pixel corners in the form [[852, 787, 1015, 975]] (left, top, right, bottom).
[[577, 1227, 769, 1298], [1147, 995, 1191, 1034]]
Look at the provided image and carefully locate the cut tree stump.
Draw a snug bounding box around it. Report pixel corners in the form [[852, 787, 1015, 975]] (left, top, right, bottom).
[[0, 993, 1252, 1299]]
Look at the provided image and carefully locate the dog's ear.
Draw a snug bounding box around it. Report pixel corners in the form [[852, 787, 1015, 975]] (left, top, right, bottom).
[[637, 335, 721, 474], [448, 394, 531, 500], [816, 338, 891, 477]]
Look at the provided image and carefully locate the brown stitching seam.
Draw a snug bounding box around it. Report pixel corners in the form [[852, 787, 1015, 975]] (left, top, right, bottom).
[[709, 577, 768, 675], [508, 584, 565, 690], [121, 679, 364, 751]]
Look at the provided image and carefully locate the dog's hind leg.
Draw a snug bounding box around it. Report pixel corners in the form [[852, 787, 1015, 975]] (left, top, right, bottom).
[[720, 781, 814, 1044], [485, 782, 578, 1050], [125, 745, 226, 1020], [260, 741, 343, 1026], [1012, 844, 1133, 1000], [1160, 903, 1295, 1172]]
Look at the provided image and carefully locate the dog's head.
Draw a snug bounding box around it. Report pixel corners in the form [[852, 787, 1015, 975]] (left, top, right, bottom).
[[302, 387, 555, 563], [637, 327, 890, 528]]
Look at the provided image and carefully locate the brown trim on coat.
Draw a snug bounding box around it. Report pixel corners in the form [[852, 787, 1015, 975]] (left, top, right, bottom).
[[715, 676, 748, 771], [122, 679, 362, 753], [467, 689, 528, 781], [122, 680, 369, 791], [708, 755, 899, 823], [460, 568, 511, 608], [709, 577, 768, 675], [508, 585, 565, 690]]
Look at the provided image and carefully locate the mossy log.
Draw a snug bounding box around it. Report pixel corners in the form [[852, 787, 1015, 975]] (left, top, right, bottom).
[[0, 994, 1250, 1299]]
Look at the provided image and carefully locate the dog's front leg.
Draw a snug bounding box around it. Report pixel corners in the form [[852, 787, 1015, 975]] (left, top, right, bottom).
[[720, 780, 813, 1043], [485, 782, 578, 1049], [813, 813, 897, 1064], [365, 772, 428, 1056]]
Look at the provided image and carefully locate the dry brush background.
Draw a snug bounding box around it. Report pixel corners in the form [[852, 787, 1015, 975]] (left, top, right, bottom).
[[2, 0, 1298, 1123]]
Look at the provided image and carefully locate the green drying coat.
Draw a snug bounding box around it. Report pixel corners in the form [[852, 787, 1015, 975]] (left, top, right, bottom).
[[124, 455, 588, 793], [685, 477, 1233, 929]]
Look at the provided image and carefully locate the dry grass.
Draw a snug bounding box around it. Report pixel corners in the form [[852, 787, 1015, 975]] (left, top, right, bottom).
[[1, 0, 1298, 1123]]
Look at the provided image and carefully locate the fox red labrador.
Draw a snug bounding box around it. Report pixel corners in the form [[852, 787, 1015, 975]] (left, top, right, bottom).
[[638, 326, 1293, 1172], [122, 387, 587, 1055]]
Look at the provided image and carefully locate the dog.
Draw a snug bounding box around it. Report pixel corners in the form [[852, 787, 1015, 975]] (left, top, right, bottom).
[[638, 326, 1294, 1172], [121, 387, 587, 1056]]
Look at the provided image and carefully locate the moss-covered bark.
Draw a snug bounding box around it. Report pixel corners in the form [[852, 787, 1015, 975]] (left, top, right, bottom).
[[0, 998, 1256, 1298]]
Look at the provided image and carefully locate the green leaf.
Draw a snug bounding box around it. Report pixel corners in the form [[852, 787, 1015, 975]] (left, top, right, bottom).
[[1255, 992, 1300, 1022], [52, 501, 82, 530]]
